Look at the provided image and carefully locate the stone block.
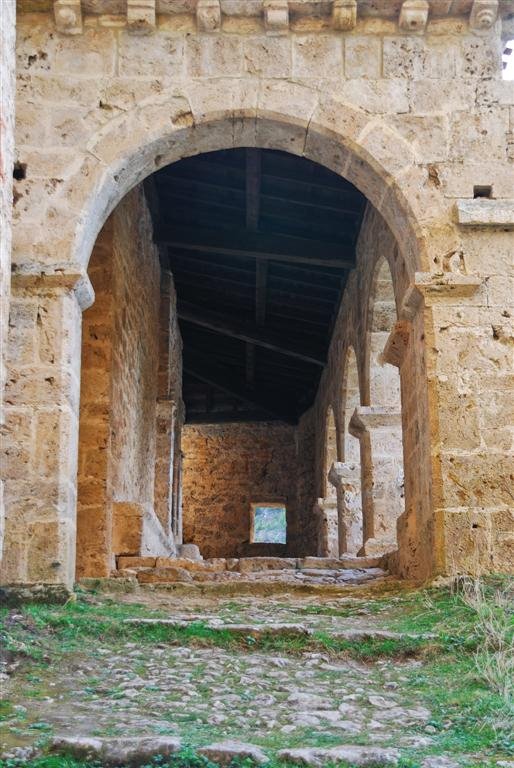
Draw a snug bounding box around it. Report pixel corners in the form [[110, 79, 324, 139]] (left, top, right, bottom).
[[344, 36, 381, 79], [117, 556, 157, 569], [238, 557, 296, 572], [112, 502, 144, 555], [136, 566, 193, 583], [455, 199, 514, 227], [53, 0, 83, 35], [293, 36, 343, 80], [198, 742, 269, 765]]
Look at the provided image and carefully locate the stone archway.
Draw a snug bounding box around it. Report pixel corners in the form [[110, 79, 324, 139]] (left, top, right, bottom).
[[2, 83, 453, 587]]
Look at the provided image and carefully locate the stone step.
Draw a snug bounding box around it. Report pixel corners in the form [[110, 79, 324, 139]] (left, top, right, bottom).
[[116, 554, 386, 575], [122, 617, 435, 642], [133, 566, 388, 586]]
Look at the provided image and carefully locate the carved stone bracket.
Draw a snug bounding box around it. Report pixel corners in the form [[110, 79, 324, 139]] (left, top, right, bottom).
[[197, 0, 222, 32], [332, 0, 357, 31], [49, 0, 507, 36], [264, 0, 289, 33], [469, 0, 499, 31], [399, 0, 429, 33], [53, 0, 82, 35], [127, 0, 156, 34]]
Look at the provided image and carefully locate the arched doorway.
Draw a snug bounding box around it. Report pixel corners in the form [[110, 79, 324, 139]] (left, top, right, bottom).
[[2, 90, 444, 586]]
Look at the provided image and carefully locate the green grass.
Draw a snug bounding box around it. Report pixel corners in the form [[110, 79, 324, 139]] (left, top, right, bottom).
[[1, 580, 512, 766]]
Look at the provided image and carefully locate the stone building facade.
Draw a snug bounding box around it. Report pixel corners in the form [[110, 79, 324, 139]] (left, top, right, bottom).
[[1, 0, 513, 589]]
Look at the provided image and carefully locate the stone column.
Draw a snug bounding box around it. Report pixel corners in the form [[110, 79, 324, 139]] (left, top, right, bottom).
[[153, 397, 176, 537], [328, 461, 363, 556], [313, 497, 338, 557], [349, 406, 403, 556], [1, 270, 93, 587]]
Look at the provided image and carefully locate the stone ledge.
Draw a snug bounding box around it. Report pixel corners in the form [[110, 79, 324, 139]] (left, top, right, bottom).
[[456, 199, 514, 228], [0, 583, 74, 606]]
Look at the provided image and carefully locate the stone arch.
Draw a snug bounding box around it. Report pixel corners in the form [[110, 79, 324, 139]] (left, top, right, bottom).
[[15, 81, 455, 287], [4, 81, 454, 586]]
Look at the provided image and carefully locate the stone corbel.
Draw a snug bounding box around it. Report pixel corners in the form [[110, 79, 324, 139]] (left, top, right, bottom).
[[328, 461, 360, 489], [10, 264, 95, 311], [469, 0, 498, 31], [331, 0, 357, 31], [127, 0, 156, 34], [380, 319, 411, 368], [399, 0, 429, 33], [53, 0, 83, 35], [197, 0, 222, 32], [264, 0, 289, 34], [349, 406, 402, 438]]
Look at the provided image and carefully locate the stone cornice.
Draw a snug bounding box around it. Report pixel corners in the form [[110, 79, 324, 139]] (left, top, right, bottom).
[[20, 0, 509, 35], [10, 263, 95, 310]]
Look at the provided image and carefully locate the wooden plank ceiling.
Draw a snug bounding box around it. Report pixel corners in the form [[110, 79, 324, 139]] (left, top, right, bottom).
[[149, 148, 366, 424]]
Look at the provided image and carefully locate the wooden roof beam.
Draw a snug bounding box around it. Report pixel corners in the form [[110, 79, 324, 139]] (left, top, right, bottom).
[[156, 225, 355, 268], [178, 302, 325, 367]]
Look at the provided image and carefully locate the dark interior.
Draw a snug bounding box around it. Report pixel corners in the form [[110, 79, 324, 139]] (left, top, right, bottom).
[[147, 148, 366, 424]]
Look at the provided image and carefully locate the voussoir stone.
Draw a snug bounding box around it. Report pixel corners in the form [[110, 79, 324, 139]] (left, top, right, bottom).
[[198, 741, 269, 765], [277, 745, 400, 766]]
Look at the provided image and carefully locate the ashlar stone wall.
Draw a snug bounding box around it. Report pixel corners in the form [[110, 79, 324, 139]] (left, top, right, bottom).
[[77, 185, 180, 578], [2, 0, 513, 585], [0, 0, 16, 562], [182, 421, 297, 558]]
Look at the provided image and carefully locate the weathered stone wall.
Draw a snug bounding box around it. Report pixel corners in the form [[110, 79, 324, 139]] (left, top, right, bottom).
[[77, 185, 177, 577], [182, 421, 297, 558], [3, 1, 513, 584], [0, 0, 16, 563], [290, 408, 318, 557]]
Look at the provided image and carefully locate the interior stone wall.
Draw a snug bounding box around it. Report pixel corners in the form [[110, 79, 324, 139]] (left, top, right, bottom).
[[77, 185, 177, 577], [182, 421, 298, 558], [0, 0, 16, 563]]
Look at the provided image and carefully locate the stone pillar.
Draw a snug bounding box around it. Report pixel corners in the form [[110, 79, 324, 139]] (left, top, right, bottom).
[[313, 498, 338, 557], [328, 461, 363, 556], [153, 397, 176, 537], [349, 406, 403, 556], [410, 268, 513, 575], [1, 270, 93, 587]]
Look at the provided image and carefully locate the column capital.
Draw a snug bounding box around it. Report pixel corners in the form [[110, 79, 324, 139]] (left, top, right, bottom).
[[349, 406, 402, 437], [11, 263, 94, 310]]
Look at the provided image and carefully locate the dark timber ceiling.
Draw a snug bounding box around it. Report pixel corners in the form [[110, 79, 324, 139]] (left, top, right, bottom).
[[148, 148, 366, 424]]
